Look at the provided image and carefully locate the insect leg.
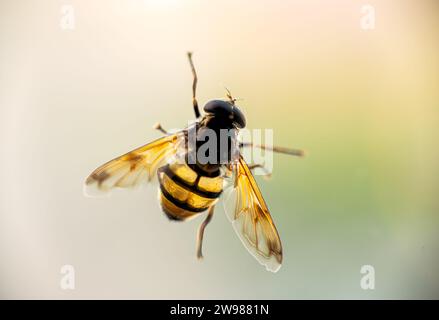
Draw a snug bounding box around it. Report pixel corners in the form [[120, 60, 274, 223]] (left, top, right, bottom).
[[240, 142, 305, 157], [187, 52, 201, 118], [152, 122, 169, 135], [247, 163, 272, 179], [196, 205, 215, 259]]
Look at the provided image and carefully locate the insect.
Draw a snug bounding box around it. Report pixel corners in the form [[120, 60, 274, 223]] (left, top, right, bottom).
[[84, 53, 304, 272]]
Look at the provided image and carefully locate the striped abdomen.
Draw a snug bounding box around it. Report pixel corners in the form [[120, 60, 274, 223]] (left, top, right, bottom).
[[157, 161, 223, 221]]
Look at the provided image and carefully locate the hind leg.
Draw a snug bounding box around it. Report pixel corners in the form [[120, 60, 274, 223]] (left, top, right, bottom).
[[196, 205, 215, 259]]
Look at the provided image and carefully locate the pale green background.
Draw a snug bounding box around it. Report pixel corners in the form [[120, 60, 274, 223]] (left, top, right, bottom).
[[1, 0, 438, 299]]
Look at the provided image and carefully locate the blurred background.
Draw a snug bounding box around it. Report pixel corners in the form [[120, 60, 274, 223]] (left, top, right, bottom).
[[1, 0, 438, 299]]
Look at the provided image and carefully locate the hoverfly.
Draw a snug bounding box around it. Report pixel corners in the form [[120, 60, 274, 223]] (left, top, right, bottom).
[[84, 53, 304, 272]]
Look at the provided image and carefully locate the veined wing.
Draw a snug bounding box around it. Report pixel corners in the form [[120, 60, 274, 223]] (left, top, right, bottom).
[[84, 132, 185, 196], [223, 156, 283, 272]]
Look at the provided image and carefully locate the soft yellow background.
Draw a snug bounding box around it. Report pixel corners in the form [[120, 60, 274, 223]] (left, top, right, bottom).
[[1, 0, 438, 299]]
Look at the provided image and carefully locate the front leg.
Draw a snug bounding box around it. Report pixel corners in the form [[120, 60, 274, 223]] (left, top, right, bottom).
[[187, 52, 201, 118]]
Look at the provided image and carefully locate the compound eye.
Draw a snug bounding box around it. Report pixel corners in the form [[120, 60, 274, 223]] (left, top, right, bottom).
[[203, 100, 234, 115], [203, 99, 246, 128], [232, 106, 246, 128]]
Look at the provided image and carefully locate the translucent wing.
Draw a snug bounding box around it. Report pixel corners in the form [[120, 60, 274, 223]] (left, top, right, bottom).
[[223, 156, 283, 272], [84, 133, 184, 196]]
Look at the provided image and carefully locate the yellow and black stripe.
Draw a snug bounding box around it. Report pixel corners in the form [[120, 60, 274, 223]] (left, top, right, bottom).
[[157, 162, 223, 221]]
